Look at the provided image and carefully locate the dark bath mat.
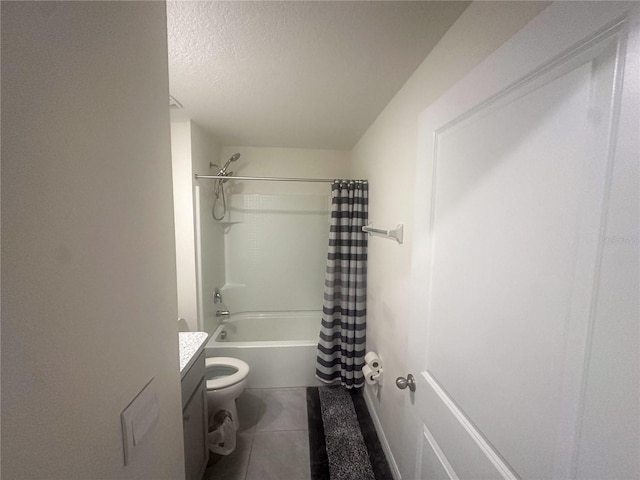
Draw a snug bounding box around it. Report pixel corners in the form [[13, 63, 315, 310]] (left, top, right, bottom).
[[307, 386, 394, 480]]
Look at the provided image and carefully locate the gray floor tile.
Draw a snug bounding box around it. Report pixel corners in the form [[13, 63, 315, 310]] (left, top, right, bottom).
[[237, 389, 263, 434], [245, 430, 310, 480], [202, 432, 254, 480], [255, 388, 308, 432]]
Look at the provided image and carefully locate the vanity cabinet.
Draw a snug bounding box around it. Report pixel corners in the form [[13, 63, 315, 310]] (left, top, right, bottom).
[[181, 350, 208, 480]]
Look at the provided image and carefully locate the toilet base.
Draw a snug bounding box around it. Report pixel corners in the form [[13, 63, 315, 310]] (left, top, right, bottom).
[[207, 393, 240, 430]]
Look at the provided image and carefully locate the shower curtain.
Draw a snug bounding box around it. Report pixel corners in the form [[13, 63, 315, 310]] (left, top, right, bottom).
[[315, 180, 368, 388]]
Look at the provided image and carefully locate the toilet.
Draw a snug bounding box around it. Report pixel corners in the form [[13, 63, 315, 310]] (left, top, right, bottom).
[[205, 357, 250, 430]]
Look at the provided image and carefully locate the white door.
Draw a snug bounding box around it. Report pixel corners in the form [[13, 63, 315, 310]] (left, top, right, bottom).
[[403, 3, 639, 480]]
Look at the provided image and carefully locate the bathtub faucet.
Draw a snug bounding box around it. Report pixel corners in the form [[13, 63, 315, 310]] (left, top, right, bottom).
[[216, 310, 230, 317]]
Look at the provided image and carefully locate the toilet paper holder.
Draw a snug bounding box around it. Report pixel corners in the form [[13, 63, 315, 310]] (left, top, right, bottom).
[[364, 352, 381, 370], [362, 364, 383, 385], [363, 351, 383, 386]]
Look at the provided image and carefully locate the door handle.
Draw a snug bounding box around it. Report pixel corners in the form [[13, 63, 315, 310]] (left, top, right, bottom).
[[395, 373, 416, 392]]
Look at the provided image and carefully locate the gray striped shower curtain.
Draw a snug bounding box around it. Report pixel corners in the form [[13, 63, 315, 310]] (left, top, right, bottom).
[[315, 180, 368, 388]]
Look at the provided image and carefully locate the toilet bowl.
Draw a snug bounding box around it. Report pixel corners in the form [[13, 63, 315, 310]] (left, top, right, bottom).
[[205, 357, 250, 430]]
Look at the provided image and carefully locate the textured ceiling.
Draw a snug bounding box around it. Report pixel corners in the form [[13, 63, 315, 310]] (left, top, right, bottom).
[[167, 1, 468, 149]]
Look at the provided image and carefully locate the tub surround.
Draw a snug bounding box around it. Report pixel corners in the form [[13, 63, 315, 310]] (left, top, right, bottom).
[[206, 311, 321, 388], [179, 332, 209, 378], [209, 311, 320, 344]]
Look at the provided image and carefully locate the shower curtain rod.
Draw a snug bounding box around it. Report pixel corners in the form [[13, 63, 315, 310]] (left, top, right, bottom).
[[195, 174, 347, 183]]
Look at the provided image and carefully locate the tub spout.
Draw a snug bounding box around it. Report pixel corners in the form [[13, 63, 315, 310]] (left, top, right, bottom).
[[216, 310, 230, 317]]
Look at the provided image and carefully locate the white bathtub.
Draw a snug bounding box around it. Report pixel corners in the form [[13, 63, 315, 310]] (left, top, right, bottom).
[[205, 311, 322, 388]]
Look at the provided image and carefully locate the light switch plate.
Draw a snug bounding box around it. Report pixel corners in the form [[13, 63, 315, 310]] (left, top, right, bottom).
[[121, 377, 159, 465]]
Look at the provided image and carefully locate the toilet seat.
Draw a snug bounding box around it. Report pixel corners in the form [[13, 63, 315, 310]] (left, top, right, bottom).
[[205, 357, 250, 391]]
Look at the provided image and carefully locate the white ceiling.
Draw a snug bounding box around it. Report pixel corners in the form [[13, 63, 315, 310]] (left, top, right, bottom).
[[167, 1, 469, 149]]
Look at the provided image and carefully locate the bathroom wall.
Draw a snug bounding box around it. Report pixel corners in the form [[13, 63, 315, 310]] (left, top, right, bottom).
[[1, 2, 185, 479], [349, 2, 550, 476], [220, 146, 350, 195], [171, 120, 199, 330], [213, 147, 350, 315], [171, 119, 223, 333]]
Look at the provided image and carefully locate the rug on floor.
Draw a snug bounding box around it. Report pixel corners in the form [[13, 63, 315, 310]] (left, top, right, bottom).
[[307, 386, 394, 480]]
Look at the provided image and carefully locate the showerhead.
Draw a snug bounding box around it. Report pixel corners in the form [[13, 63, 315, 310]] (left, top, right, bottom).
[[209, 153, 240, 221], [221, 153, 241, 173], [210, 153, 240, 173]]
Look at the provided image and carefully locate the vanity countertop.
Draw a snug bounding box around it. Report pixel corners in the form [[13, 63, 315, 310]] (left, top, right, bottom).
[[179, 331, 209, 379]]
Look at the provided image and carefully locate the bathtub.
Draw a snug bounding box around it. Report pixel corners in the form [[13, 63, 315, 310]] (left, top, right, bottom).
[[205, 311, 322, 389]]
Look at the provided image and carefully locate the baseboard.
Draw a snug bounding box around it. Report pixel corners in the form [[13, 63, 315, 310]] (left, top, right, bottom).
[[363, 387, 402, 480]]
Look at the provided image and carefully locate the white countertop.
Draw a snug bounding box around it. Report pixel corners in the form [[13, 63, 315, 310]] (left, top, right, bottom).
[[179, 332, 209, 378]]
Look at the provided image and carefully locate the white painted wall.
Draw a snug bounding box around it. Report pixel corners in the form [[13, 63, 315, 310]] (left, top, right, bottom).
[[1, 2, 185, 479], [350, 2, 550, 477], [170, 119, 222, 332], [171, 120, 199, 331], [221, 146, 350, 195], [211, 147, 349, 317]]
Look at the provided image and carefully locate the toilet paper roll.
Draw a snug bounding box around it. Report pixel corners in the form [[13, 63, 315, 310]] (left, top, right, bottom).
[[362, 364, 377, 385], [364, 352, 381, 370]]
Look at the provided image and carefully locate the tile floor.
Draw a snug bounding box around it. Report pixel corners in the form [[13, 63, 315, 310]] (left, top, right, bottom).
[[202, 388, 311, 480]]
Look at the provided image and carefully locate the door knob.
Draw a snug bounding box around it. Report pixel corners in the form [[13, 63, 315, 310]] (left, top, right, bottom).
[[395, 373, 416, 392]]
